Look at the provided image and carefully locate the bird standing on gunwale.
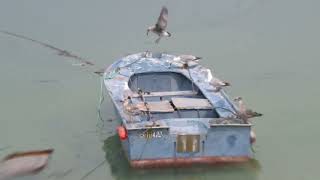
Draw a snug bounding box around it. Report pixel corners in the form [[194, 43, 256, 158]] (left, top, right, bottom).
[[172, 55, 202, 68], [147, 6, 171, 43], [174, 55, 202, 64], [234, 97, 263, 123], [209, 78, 230, 92]]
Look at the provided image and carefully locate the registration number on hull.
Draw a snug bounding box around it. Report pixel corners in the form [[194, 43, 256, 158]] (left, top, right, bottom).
[[140, 129, 163, 139]]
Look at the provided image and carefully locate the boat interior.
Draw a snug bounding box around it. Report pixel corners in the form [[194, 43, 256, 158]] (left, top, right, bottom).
[[127, 72, 220, 120]]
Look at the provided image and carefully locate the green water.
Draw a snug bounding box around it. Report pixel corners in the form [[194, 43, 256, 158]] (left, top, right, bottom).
[[1, 0, 319, 179]]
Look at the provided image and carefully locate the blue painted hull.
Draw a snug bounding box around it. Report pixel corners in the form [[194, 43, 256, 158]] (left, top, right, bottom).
[[116, 118, 252, 167], [104, 52, 254, 168]]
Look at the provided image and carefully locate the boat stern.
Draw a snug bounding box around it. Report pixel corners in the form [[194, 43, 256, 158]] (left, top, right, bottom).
[[120, 119, 253, 168]]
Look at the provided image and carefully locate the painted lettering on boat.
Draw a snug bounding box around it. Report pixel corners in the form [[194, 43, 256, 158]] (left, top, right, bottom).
[[140, 129, 163, 139]]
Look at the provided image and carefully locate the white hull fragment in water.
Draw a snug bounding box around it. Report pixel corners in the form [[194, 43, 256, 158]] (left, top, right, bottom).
[[0, 149, 53, 179]]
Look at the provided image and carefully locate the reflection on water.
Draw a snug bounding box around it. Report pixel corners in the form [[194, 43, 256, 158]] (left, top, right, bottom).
[[103, 135, 261, 180], [1, 0, 320, 179]]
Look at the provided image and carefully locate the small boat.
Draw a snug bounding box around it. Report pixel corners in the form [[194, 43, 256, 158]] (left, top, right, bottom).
[[103, 52, 255, 168]]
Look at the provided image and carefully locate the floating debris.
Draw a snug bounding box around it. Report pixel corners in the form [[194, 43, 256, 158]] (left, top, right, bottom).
[[94, 68, 106, 76], [33, 80, 60, 84], [0, 149, 53, 180]]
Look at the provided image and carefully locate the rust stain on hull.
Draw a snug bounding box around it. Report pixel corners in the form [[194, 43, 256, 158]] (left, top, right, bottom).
[[130, 156, 250, 168]]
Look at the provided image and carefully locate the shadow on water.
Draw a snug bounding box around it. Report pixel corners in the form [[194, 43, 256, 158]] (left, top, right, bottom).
[[103, 135, 261, 180]]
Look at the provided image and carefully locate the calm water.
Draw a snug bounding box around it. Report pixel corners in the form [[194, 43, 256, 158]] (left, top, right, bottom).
[[1, 0, 320, 180]]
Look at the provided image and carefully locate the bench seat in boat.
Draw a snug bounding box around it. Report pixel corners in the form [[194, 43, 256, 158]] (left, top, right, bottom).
[[171, 98, 212, 110], [134, 100, 174, 113]]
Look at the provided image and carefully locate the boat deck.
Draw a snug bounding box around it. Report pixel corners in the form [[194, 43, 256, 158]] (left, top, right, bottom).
[[104, 52, 239, 125], [103, 52, 253, 167]]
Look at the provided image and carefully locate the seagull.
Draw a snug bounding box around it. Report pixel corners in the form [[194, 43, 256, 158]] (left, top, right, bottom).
[[203, 69, 213, 81], [171, 55, 202, 68], [122, 96, 140, 115], [147, 6, 171, 43], [174, 55, 202, 63], [234, 97, 263, 123], [209, 78, 231, 92], [172, 55, 202, 68]]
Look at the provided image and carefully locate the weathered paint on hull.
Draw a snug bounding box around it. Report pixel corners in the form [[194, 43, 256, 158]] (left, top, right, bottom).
[[104, 52, 256, 168], [130, 156, 250, 168]]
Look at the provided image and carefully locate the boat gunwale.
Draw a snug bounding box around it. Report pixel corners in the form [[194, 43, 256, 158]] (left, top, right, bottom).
[[125, 118, 252, 130], [103, 52, 243, 125]]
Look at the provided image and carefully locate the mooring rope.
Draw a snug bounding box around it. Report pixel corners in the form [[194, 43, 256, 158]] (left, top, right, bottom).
[[219, 90, 239, 113], [97, 76, 105, 124], [187, 67, 195, 92], [79, 159, 106, 180], [137, 128, 152, 161]]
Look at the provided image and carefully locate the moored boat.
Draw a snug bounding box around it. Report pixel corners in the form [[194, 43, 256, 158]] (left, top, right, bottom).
[[103, 52, 255, 168]]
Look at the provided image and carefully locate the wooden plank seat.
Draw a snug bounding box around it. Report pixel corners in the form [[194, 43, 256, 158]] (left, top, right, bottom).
[[131, 90, 197, 98], [134, 100, 174, 113], [171, 98, 212, 110]]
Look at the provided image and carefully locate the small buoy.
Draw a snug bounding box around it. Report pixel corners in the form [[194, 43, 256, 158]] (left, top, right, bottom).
[[117, 126, 128, 140], [250, 130, 256, 144]]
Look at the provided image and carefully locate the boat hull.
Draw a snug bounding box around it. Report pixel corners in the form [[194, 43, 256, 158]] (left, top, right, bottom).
[[130, 156, 250, 168], [114, 123, 253, 168], [103, 52, 256, 168]]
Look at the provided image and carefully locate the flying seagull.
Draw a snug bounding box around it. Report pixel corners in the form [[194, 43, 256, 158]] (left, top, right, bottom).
[[147, 6, 171, 43], [209, 78, 230, 92], [234, 97, 263, 123]]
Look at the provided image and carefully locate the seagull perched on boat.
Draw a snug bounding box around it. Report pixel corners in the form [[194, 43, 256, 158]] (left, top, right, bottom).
[[147, 6, 171, 43], [172, 55, 202, 68], [209, 78, 231, 92], [234, 97, 263, 123], [122, 96, 140, 115], [203, 69, 213, 81], [174, 55, 202, 63]]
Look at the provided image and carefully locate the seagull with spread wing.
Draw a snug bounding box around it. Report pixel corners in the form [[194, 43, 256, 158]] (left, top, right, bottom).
[[147, 6, 171, 43]]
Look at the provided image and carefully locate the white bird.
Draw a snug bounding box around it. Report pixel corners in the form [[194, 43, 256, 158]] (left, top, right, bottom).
[[203, 69, 213, 81], [172, 55, 202, 68], [122, 96, 140, 115], [209, 78, 231, 92], [147, 6, 171, 43], [174, 54, 201, 64], [233, 97, 263, 123]]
